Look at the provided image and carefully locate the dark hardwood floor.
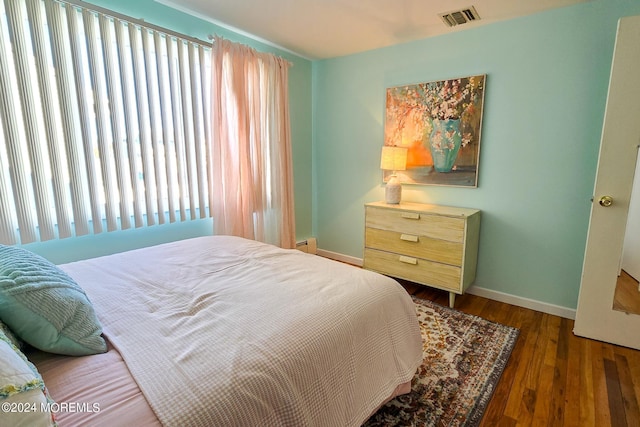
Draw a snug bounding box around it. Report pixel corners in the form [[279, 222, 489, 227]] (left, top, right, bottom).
[[400, 281, 640, 427]]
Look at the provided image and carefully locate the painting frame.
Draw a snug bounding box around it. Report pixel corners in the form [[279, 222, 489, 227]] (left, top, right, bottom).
[[384, 74, 486, 187]]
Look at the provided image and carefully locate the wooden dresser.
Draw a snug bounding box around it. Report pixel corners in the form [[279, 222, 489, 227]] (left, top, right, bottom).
[[363, 201, 481, 308]]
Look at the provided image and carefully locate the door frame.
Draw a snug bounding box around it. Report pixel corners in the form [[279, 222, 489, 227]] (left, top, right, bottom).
[[574, 15, 640, 350]]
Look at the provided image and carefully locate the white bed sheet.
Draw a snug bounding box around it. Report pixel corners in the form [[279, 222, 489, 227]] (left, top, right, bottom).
[[60, 236, 422, 426]]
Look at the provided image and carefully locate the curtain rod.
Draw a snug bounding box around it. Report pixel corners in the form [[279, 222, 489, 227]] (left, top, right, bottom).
[[57, 0, 212, 48], [206, 34, 293, 68]]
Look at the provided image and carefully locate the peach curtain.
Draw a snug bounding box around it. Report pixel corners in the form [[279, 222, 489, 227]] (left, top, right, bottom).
[[209, 37, 295, 248]]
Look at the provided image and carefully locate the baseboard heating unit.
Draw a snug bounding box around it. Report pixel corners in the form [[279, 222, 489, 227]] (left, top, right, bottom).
[[296, 238, 317, 255]]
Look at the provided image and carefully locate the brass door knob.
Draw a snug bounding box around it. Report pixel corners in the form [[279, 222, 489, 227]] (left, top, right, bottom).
[[599, 195, 613, 207]]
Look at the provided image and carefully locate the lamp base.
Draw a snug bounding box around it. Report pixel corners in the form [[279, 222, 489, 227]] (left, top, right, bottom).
[[385, 175, 402, 204]]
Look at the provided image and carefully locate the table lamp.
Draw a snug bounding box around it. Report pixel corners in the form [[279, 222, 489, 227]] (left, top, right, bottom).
[[380, 146, 408, 204]]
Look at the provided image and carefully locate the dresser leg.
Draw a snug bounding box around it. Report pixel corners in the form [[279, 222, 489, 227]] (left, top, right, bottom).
[[449, 292, 455, 308]]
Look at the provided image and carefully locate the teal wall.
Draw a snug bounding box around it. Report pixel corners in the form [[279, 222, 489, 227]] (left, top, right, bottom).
[[312, 0, 640, 310], [21, 0, 313, 263]]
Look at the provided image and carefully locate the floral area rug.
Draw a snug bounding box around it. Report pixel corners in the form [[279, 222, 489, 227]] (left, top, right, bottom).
[[363, 296, 519, 427]]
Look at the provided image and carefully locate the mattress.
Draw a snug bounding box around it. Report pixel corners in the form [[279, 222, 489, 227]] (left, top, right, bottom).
[[29, 340, 161, 426], [34, 236, 423, 426]]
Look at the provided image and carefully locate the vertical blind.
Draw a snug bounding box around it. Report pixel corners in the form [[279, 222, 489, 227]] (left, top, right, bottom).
[[0, 0, 212, 244]]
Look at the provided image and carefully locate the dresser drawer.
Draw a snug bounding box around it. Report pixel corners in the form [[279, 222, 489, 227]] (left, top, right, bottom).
[[365, 206, 465, 242], [365, 227, 463, 266], [363, 248, 461, 291], [363, 201, 480, 307]]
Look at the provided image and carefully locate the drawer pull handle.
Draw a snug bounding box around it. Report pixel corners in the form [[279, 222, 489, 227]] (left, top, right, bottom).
[[399, 256, 417, 265], [401, 212, 420, 220], [400, 234, 419, 242]]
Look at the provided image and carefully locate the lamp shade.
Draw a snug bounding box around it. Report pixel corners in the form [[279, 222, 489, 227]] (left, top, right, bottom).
[[380, 146, 408, 204], [380, 146, 408, 171]]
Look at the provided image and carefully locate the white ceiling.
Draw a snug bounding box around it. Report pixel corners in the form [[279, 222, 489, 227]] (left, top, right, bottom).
[[157, 0, 591, 59]]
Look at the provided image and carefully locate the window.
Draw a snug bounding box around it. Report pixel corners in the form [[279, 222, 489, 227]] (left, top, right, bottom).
[[0, 0, 211, 244]]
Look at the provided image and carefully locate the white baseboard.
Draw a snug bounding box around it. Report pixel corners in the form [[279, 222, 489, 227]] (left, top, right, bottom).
[[316, 249, 363, 267], [466, 286, 576, 320], [316, 250, 576, 320]]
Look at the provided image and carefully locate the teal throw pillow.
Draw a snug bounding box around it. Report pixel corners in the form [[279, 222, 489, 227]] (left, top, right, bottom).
[[0, 245, 107, 356]]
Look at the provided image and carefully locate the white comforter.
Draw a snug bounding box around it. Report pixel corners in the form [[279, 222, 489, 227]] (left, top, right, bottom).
[[60, 236, 422, 426]]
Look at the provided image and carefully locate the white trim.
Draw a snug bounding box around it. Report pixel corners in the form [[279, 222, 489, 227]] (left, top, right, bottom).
[[316, 250, 576, 319], [466, 286, 576, 320], [153, 0, 311, 60], [317, 249, 363, 267]]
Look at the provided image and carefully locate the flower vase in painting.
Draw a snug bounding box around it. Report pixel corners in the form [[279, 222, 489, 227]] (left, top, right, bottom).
[[429, 118, 462, 173]]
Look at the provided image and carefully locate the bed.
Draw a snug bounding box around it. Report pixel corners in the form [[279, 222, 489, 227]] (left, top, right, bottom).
[[0, 235, 423, 426]]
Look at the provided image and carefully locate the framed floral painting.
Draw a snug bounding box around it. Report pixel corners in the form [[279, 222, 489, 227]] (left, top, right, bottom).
[[384, 75, 486, 187]]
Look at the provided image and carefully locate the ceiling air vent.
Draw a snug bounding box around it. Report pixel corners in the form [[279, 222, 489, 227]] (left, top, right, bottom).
[[439, 6, 480, 27]]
